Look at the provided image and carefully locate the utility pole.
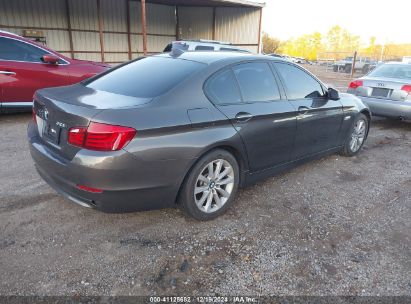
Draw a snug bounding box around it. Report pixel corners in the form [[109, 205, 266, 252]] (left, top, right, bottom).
[[351, 51, 357, 78]]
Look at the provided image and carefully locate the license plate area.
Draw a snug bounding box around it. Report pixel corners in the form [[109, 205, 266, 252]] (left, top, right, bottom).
[[372, 87, 390, 98], [44, 123, 61, 144]]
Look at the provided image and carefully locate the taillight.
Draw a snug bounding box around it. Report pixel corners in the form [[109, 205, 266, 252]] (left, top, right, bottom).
[[401, 85, 411, 94], [68, 127, 87, 147], [348, 80, 363, 89], [68, 122, 136, 151]]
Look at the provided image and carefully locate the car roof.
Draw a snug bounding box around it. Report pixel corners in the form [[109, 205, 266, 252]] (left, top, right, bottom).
[[382, 61, 411, 66], [0, 30, 22, 38], [155, 51, 285, 65]]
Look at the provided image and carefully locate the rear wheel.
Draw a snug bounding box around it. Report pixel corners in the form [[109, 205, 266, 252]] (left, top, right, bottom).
[[344, 64, 352, 73], [333, 65, 338, 72], [178, 149, 239, 221], [340, 113, 369, 156]]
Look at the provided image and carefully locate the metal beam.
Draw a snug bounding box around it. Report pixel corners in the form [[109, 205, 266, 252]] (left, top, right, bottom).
[[0, 24, 175, 37], [175, 6, 180, 40], [141, 0, 148, 55], [97, 0, 105, 62], [65, 0, 74, 59], [126, 0, 132, 60], [212, 7, 216, 40], [257, 7, 262, 53]]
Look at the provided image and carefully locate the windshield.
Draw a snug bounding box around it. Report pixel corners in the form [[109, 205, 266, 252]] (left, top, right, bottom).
[[369, 64, 411, 80], [86, 57, 205, 98]]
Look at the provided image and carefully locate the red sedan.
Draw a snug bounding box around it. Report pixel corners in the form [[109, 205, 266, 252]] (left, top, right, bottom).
[[0, 30, 110, 112]]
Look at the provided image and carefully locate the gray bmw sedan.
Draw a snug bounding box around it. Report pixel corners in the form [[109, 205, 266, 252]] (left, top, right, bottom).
[[347, 62, 411, 120], [28, 51, 370, 220]]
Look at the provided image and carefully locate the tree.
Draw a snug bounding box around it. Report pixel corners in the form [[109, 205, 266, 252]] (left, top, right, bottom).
[[262, 32, 281, 54]]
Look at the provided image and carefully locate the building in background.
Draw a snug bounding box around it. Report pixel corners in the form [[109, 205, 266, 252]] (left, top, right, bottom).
[[0, 0, 264, 64]]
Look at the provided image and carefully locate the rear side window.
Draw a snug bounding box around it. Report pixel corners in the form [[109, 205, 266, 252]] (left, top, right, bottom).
[[233, 62, 281, 102], [0, 37, 54, 63], [205, 69, 242, 105], [87, 57, 204, 98], [275, 63, 324, 99], [195, 45, 214, 51]]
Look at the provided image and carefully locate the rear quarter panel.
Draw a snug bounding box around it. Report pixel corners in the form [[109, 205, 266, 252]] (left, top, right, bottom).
[[91, 64, 250, 194]]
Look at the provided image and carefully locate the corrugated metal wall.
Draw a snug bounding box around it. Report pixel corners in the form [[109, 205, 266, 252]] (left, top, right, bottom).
[[0, 0, 177, 63], [178, 7, 213, 40], [0, 0, 261, 64], [177, 6, 260, 53], [0, 0, 71, 58], [215, 7, 260, 53], [129, 1, 175, 58]]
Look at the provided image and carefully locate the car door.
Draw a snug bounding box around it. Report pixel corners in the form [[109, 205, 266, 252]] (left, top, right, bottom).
[[272, 62, 344, 159], [205, 61, 297, 172], [0, 36, 70, 107]]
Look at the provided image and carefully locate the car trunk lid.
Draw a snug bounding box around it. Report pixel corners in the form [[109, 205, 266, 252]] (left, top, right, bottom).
[[33, 84, 151, 160], [355, 77, 410, 100]]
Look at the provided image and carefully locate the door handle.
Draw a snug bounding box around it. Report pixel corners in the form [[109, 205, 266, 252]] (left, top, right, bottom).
[[0, 71, 16, 76], [298, 106, 310, 114], [235, 112, 252, 122]]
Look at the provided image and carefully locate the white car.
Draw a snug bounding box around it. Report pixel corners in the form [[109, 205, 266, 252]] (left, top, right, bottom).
[[164, 40, 252, 53]]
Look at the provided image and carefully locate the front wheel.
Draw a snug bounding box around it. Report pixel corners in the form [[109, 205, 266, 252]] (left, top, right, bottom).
[[340, 113, 369, 156], [178, 149, 240, 220]]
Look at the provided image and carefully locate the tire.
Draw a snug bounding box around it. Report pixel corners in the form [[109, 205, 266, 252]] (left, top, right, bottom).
[[362, 65, 369, 74], [333, 65, 338, 72], [340, 113, 369, 157], [344, 64, 352, 73], [178, 149, 240, 221]]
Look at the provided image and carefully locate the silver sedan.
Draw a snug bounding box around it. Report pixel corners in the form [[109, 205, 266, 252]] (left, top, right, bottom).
[[347, 62, 411, 120]]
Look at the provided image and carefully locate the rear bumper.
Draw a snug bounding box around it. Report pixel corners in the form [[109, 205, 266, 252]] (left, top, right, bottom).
[[27, 122, 190, 213], [357, 96, 411, 119]]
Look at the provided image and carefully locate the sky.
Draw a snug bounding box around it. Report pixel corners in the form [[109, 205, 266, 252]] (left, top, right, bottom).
[[262, 0, 411, 44]]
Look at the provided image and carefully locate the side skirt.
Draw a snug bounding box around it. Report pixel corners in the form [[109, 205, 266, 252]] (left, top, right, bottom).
[[244, 146, 342, 186]]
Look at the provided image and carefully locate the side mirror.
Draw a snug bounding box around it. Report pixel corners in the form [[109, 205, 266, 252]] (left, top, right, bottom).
[[328, 87, 340, 100], [42, 54, 59, 64]]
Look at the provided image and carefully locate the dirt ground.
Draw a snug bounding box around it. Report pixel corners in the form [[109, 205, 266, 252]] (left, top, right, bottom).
[[0, 68, 410, 297]]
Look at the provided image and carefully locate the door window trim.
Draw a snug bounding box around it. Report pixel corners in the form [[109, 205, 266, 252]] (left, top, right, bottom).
[[203, 60, 285, 106], [0, 36, 69, 65], [271, 61, 327, 100], [203, 67, 242, 106]]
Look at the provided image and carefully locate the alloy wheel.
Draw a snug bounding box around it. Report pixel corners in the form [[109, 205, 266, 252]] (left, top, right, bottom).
[[194, 159, 235, 213], [350, 118, 367, 152]]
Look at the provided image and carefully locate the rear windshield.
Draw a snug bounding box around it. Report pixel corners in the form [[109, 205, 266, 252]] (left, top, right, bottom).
[[86, 57, 204, 98], [369, 64, 411, 80]]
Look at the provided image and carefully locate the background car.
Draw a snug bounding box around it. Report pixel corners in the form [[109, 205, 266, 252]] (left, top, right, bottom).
[[28, 52, 370, 221], [0, 30, 110, 112], [333, 56, 374, 73], [347, 62, 411, 120], [163, 40, 252, 53]]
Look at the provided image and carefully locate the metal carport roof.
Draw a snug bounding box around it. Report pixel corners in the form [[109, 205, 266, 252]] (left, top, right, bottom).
[[147, 0, 265, 7]]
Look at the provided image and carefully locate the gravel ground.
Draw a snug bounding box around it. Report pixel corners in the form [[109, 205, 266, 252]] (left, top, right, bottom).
[[0, 69, 410, 296]]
